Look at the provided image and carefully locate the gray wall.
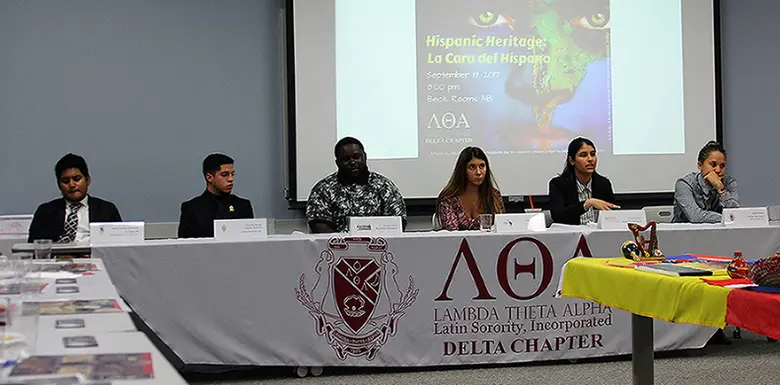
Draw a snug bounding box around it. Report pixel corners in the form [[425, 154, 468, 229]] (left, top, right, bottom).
[[0, 0, 296, 221], [720, 0, 779, 207], [0, 0, 776, 221]]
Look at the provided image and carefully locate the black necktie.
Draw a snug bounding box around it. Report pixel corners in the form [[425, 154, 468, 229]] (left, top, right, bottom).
[[59, 202, 83, 243]]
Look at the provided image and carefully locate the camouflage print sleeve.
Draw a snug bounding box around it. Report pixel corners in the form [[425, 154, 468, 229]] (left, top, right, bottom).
[[306, 182, 335, 224], [382, 178, 407, 221]]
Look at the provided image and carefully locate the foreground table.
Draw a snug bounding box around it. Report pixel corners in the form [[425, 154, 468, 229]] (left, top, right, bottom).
[[33, 331, 188, 385], [560, 257, 780, 385], [1, 259, 186, 384]]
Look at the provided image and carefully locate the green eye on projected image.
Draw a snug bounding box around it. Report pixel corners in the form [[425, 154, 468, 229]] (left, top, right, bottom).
[[573, 12, 610, 30], [468, 11, 514, 30]]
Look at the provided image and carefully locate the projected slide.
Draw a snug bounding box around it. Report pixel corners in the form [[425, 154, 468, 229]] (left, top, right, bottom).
[[294, 0, 714, 198], [419, 0, 612, 156], [335, 0, 684, 160]]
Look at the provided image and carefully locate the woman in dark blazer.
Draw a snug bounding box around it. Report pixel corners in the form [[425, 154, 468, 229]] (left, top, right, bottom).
[[548, 137, 619, 225]]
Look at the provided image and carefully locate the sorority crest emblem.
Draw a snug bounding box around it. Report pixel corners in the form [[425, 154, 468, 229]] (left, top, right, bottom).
[[295, 237, 418, 360]]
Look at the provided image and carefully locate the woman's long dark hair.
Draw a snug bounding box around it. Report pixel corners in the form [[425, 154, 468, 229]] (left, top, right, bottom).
[[560, 137, 597, 184], [437, 146, 503, 215]]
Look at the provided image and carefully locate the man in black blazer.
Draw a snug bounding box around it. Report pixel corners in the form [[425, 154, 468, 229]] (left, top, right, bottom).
[[28, 154, 122, 243], [178, 153, 254, 238]]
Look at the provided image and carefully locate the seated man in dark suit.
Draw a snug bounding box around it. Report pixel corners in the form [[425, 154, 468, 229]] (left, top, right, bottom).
[[178, 153, 254, 238], [28, 153, 122, 243]]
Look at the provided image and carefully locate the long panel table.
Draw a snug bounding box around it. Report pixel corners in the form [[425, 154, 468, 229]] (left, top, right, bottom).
[[92, 224, 780, 368]]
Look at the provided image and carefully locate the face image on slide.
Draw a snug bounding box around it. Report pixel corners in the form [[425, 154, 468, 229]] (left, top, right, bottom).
[[418, 0, 611, 154]]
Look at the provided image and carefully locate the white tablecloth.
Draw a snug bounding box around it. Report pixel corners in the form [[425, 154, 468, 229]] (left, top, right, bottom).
[[93, 224, 780, 367]]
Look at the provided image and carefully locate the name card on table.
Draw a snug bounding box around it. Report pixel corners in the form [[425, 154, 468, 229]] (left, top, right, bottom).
[[494, 213, 545, 233], [349, 216, 403, 236], [0, 215, 33, 236], [597, 210, 647, 230], [90, 222, 144, 245], [722, 207, 768, 227], [214, 218, 268, 240]]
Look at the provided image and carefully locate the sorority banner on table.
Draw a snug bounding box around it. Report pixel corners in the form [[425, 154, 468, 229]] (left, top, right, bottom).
[[293, 234, 711, 365], [97, 231, 716, 367]]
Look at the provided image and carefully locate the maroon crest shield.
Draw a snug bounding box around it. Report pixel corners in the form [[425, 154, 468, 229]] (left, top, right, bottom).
[[296, 237, 418, 360], [333, 258, 381, 334]]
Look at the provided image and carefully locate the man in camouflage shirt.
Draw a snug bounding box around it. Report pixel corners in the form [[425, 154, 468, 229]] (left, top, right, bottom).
[[306, 137, 407, 233]]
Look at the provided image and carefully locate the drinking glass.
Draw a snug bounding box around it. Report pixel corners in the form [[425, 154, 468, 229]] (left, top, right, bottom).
[[33, 239, 52, 260]]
